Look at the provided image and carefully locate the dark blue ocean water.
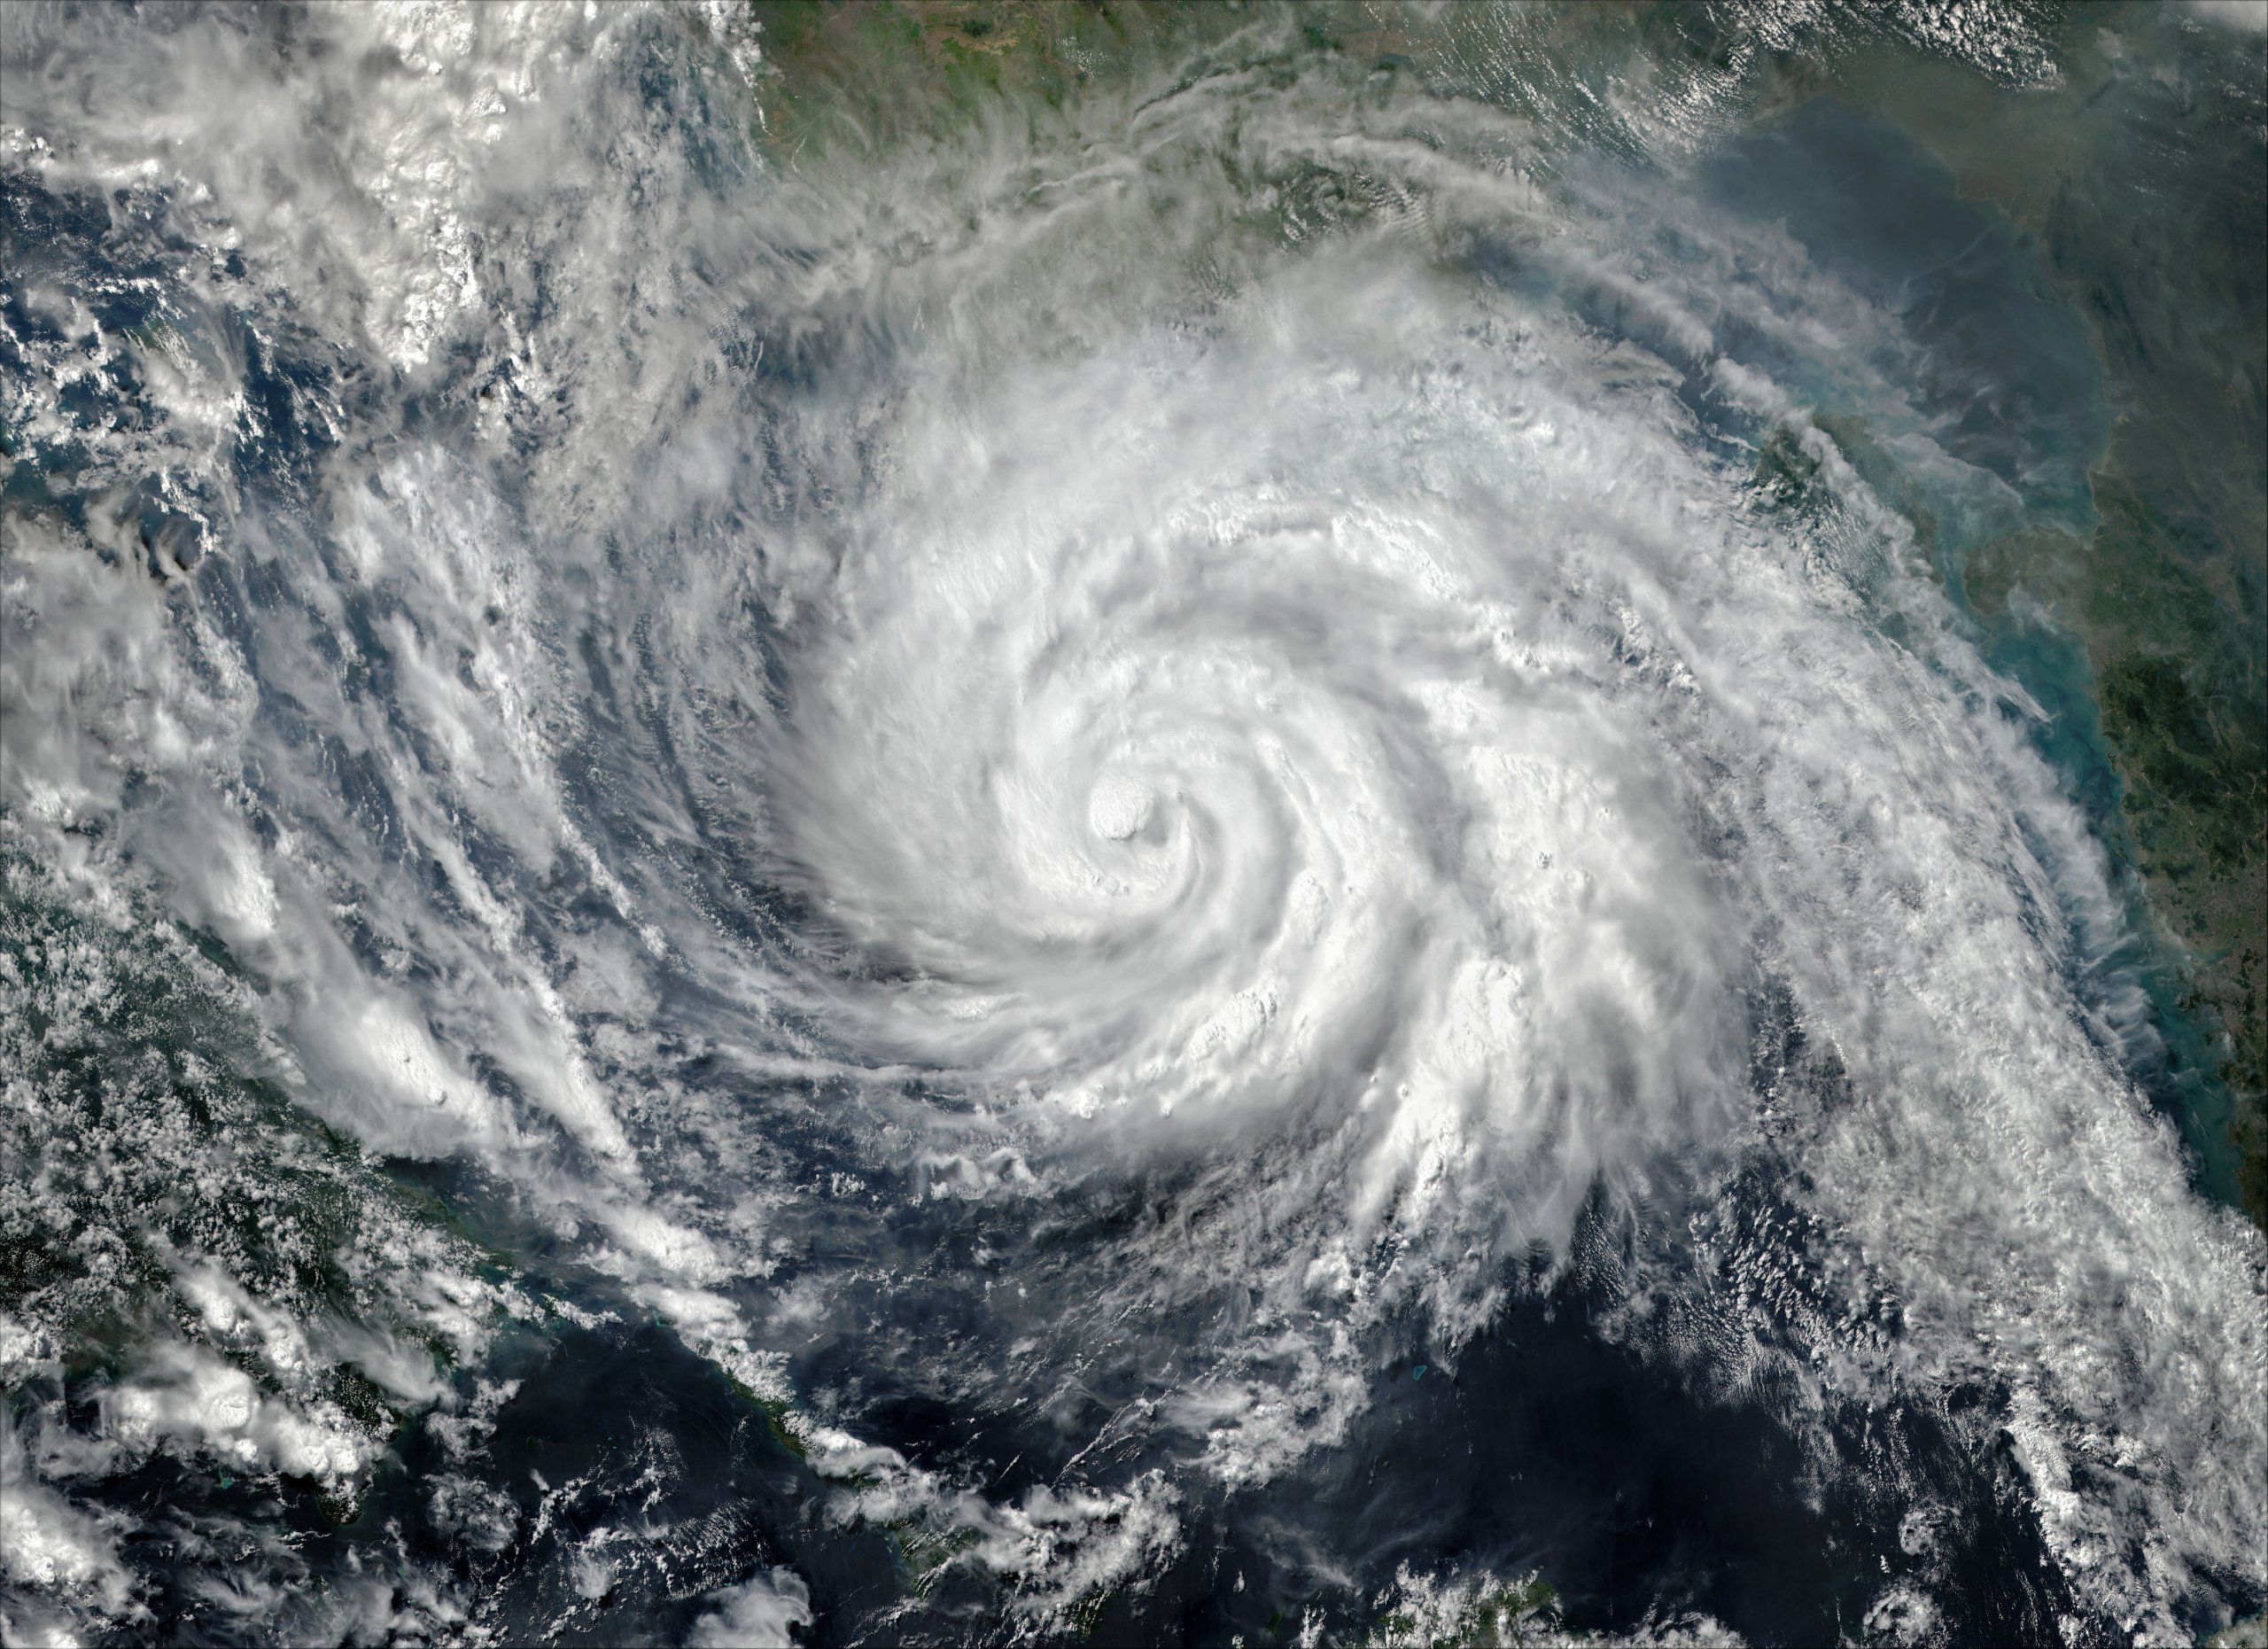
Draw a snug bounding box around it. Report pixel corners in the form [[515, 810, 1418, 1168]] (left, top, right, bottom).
[[4, 40, 2256, 1647], [1697, 98, 2244, 1209]]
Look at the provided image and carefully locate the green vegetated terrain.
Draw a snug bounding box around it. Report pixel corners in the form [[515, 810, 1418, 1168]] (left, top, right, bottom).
[[1363, 1575, 1564, 1647], [1768, 6, 2267, 1228], [717, 0, 2268, 1229], [0, 839, 482, 1513], [734, 0, 1250, 152]]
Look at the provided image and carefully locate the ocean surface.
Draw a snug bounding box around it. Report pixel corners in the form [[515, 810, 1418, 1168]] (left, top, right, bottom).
[[4, 4, 2264, 1645]]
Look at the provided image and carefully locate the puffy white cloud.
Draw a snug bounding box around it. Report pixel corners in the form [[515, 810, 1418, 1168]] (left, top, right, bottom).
[[687, 1566, 812, 1649], [2, 1, 2260, 1637]]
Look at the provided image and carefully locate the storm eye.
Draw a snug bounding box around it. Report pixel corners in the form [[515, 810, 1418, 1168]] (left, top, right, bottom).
[[1086, 771, 1156, 842], [4, 4, 2258, 1645]]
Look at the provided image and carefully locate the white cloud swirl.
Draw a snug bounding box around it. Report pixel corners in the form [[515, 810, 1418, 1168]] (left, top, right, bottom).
[[763, 254, 1746, 1250], [1, 4, 2261, 1640]]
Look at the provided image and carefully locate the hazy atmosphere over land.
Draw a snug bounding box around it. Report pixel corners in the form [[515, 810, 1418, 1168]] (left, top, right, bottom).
[[2, 4, 2264, 1645]]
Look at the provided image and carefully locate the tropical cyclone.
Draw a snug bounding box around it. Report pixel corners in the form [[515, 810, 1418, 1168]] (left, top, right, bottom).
[[2, 4, 2263, 1645], [727, 185, 2263, 1621]]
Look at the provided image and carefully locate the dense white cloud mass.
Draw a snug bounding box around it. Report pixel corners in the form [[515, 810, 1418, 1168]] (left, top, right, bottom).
[[1, 3, 2261, 1644], [689, 1565, 814, 1648]]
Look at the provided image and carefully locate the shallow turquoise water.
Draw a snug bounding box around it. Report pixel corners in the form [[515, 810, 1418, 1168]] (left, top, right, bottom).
[[1705, 97, 2245, 1208]]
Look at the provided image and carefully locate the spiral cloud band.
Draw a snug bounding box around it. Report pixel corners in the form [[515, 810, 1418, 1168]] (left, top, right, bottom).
[[2, 4, 2261, 1644]]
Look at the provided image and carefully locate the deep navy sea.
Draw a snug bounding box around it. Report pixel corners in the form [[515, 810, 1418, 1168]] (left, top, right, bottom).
[[4, 5, 2263, 1646]]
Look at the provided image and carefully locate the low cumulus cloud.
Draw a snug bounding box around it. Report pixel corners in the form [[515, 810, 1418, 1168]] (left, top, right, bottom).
[[687, 1567, 812, 1649], [1, 2, 2260, 1640]]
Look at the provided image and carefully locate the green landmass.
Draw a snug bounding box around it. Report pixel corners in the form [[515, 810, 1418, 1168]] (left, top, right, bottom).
[[1364, 1574, 1563, 1647], [1759, 5, 2268, 1227], [890, 1516, 982, 1598], [726, 0, 1251, 155], [718, 1, 2268, 1228], [0, 842, 432, 1375]]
